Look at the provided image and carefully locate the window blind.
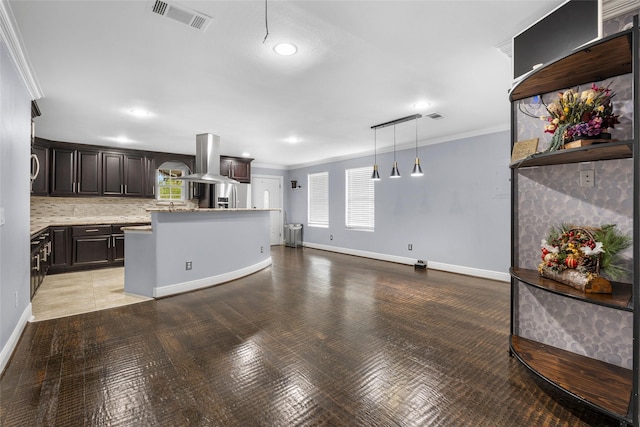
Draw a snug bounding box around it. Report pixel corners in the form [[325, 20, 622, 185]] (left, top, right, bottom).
[[308, 172, 329, 227], [346, 167, 374, 230]]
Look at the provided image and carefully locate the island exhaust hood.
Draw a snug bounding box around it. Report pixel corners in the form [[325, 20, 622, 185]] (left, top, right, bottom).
[[180, 133, 239, 184]]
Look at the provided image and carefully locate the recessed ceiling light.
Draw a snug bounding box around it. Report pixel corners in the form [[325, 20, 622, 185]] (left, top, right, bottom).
[[285, 137, 300, 144], [242, 152, 251, 157], [129, 109, 151, 117], [413, 101, 431, 110], [273, 43, 298, 56], [112, 136, 133, 144]]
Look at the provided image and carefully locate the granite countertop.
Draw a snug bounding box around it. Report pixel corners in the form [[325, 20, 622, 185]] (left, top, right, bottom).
[[146, 207, 280, 213], [121, 225, 153, 232], [31, 215, 151, 236]]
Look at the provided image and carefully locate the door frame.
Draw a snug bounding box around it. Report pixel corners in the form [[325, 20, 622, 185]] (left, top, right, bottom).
[[252, 174, 284, 245]]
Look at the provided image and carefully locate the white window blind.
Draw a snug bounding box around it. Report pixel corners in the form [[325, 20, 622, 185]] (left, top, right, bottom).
[[346, 167, 374, 230], [308, 172, 329, 227]]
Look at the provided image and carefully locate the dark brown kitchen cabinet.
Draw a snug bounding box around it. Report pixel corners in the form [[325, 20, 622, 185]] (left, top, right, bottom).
[[49, 226, 71, 271], [50, 147, 101, 196], [111, 225, 126, 262], [144, 156, 156, 197], [30, 229, 51, 299], [31, 141, 49, 195], [103, 152, 145, 196], [71, 225, 112, 267], [220, 156, 252, 183]]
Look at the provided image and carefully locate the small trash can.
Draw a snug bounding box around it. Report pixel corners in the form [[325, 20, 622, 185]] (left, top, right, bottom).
[[285, 224, 303, 248]]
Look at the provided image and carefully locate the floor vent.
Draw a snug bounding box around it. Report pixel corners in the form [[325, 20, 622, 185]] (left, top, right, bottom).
[[150, 0, 212, 32], [426, 112, 444, 120]]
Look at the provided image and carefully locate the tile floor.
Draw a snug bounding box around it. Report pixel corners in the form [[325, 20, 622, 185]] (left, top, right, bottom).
[[31, 267, 151, 321]]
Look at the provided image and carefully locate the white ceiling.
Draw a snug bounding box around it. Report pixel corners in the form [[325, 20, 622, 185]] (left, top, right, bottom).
[[7, 0, 564, 168]]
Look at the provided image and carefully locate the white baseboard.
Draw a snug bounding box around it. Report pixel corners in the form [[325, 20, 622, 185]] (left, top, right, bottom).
[[303, 243, 416, 265], [154, 257, 272, 298], [0, 303, 32, 375], [427, 261, 510, 282], [303, 243, 510, 282]]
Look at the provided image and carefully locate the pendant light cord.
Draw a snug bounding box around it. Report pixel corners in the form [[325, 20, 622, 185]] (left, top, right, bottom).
[[374, 128, 377, 163], [262, 0, 269, 44], [393, 126, 396, 161], [415, 117, 418, 156]]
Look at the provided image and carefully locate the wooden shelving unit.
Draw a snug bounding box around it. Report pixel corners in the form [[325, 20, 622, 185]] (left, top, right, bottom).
[[511, 268, 632, 311], [509, 140, 632, 168], [511, 336, 632, 419], [509, 17, 639, 426]]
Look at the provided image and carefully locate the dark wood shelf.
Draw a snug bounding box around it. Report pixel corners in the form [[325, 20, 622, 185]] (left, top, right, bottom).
[[511, 268, 632, 311], [511, 336, 632, 420], [510, 140, 632, 169], [510, 31, 633, 101]]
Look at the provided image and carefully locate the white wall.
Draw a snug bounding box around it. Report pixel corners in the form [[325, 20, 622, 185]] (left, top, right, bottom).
[[285, 130, 512, 278], [0, 41, 32, 372]]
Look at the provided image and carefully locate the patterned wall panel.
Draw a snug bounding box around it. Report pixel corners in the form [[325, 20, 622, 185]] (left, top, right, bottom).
[[518, 282, 633, 369]]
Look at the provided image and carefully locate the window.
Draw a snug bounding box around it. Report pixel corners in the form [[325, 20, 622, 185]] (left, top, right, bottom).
[[346, 167, 374, 230], [308, 172, 329, 227], [157, 161, 189, 202]]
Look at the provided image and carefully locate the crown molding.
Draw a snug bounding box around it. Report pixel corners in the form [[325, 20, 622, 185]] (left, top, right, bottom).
[[603, 0, 639, 20], [0, 0, 43, 99]]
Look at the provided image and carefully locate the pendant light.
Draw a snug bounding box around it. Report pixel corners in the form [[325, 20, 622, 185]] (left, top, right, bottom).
[[370, 114, 422, 180], [411, 116, 423, 177], [371, 128, 381, 181], [390, 125, 401, 178]]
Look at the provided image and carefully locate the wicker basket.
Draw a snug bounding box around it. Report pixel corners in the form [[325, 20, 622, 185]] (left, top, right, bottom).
[[539, 227, 611, 294]]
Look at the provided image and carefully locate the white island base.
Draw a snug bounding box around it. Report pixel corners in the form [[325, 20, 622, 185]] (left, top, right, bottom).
[[124, 209, 272, 298]]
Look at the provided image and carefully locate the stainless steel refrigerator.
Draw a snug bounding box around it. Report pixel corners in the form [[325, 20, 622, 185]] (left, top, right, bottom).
[[198, 183, 251, 208]]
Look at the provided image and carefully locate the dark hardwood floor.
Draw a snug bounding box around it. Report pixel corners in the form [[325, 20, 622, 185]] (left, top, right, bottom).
[[0, 247, 619, 426]]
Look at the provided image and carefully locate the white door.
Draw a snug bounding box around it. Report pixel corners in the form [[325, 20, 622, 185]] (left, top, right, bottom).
[[251, 175, 283, 245]]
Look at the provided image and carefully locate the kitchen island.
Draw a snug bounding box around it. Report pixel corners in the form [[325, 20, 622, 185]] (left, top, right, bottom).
[[123, 208, 274, 298]]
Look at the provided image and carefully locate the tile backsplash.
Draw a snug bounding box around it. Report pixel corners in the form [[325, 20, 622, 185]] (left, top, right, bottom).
[[31, 196, 197, 221]]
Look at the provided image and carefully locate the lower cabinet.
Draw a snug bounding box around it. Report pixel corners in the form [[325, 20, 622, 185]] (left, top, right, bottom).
[[112, 225, 126, 262], [45, 222, 148, 276], [72, 225, 113, 267], [50, 226, 71, 269], [30, 229, 51, 299]]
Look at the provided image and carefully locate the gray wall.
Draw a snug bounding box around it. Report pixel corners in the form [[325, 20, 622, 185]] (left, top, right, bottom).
[[0, 41, 32, 366], [282, 131, 511, 273]]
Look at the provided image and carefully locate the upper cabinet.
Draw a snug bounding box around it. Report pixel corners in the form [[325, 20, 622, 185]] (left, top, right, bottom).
[[50, 146, 102, 196], [102, 152, 145, 197], [220, 156, 252, 183], [34, 138, 196, 198]]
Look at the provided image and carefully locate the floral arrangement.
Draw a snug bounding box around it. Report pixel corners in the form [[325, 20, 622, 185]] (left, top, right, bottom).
[[538, 223, 631, 282], [520, 83, 620, 151], [520, 84, 620, 152]]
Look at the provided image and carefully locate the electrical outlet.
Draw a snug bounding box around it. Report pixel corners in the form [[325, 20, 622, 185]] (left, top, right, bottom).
[[408, 244, 413, 251], [14, 292, 18, 307], [580, 169, 595, 187], [185, 261, 192, 270], [260, 246, 263, 253], [330, 235, 333, 240]]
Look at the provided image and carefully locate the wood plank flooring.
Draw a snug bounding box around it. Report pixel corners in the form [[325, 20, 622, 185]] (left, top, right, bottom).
[[0, 247, 619, 426]]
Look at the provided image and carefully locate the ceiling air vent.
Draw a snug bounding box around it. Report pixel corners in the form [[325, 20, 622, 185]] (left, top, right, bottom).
[[150, 0, 212, 31], [426, 112, 444, 120]]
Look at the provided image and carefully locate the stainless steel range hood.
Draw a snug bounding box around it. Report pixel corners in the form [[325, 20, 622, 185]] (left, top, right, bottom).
[[180, 133, 238, 184]]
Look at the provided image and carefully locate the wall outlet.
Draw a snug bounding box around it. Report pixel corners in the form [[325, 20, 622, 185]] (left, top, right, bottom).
[[408, 244, 413, 251], [260, 246, 263, 253], [330, 235, 333, 240], [14, 292, 18, 307], [580, 169, 595, 187], [185, 261, 192, 270]]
